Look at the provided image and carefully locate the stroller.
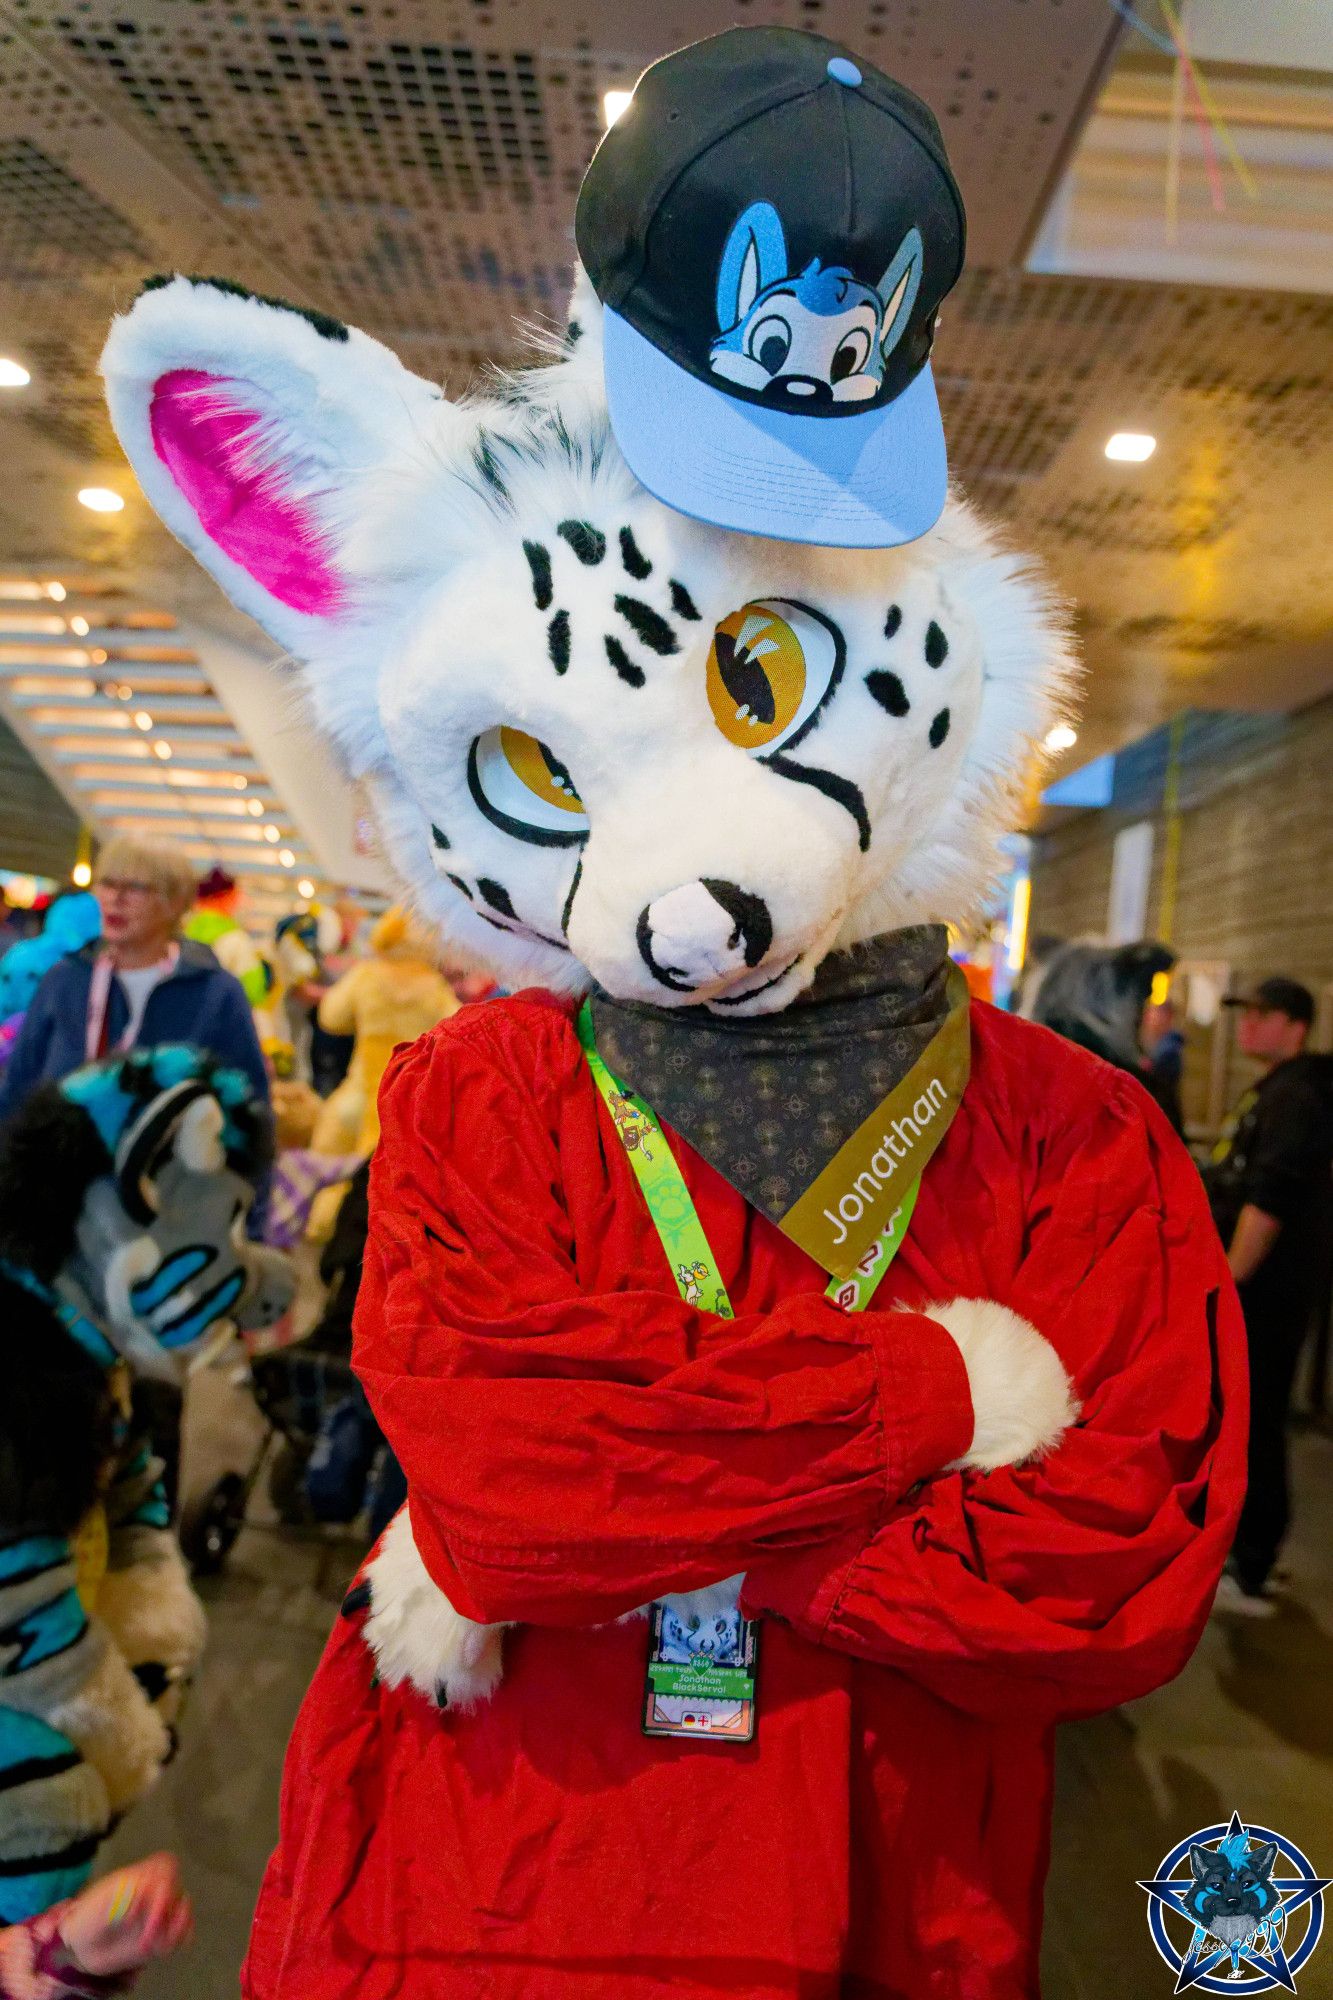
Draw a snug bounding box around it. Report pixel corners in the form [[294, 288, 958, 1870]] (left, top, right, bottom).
[[180, 1164, 403, 1574]]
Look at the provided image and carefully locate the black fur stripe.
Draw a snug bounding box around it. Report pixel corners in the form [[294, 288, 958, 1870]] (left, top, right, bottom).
[[0, 1750, 81, 1793], [0, 1833, 102, 1877], [618, 526, 652, 579], [615, 595, 678, 656], [557, 520, 606, 565], [560, 857, 583, 936], [548, 608, 571, 674], [764, 752, 871, 852], [523, 540, 553, 610], [477, 878, 517, 917], [669, 580, 701, 622], [604, 635, 645, 688]]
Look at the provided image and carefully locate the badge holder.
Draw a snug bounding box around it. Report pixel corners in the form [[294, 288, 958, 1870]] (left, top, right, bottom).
[[642, 1601, 760, 1744]]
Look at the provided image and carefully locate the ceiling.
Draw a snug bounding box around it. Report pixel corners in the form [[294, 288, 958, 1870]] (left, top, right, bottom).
[[0, 0, 1329, 878]]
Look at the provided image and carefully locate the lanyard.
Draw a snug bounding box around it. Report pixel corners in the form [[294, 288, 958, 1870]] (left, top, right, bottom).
[[576, 1000, 921, 1317], [85, 945, 178, 1061]]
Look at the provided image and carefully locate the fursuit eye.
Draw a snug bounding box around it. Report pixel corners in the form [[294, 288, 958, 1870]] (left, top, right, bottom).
[[468, 725, 588, 848], [746, 313, 792, 376], [706, 599, 845, 755], [831, 328, 872, 382]]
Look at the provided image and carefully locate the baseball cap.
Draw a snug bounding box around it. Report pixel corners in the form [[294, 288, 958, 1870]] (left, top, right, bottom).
[[575, 26, 966, 550], [1223, 977, 1315, 1026]]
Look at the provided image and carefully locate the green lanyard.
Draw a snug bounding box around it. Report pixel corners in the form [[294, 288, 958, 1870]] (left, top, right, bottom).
[[576, 1001, 918, 1317]]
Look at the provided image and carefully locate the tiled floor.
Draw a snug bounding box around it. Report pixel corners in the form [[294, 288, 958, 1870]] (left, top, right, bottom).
[[104, 1372, 1333, 1999]]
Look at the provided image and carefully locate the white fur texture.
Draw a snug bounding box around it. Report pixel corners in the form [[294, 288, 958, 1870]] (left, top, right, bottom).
[[97, 1544, 208, 1694], [363, 1508, 507, 1711], [45, 1631, 170, 1816], [101, 272, 1077, 1016], [174, 1094, 226, 1172], [928, 1298, 1078, 1473]]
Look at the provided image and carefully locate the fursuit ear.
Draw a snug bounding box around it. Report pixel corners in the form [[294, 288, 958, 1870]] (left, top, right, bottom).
[[715, 202, 788, 331], [101, 275, 445, 654]]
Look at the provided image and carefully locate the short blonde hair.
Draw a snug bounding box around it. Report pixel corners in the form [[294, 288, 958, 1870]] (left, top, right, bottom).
[[95, 835, 197, 918]]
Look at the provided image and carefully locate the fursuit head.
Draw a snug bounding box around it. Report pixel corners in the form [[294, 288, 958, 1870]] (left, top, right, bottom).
[[101, 271, 1079, 1707]]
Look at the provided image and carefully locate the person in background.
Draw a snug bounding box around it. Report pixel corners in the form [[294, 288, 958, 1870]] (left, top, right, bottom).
[[183, 864, 270, 1009], [1140, 989, 1185, 1136], [0, 836, 268, 1122], [0, 1852, 191, 1999], [1206, 977, 1333, 1615]]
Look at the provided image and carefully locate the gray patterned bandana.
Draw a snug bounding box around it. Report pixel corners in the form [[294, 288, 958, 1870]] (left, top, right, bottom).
[[589, 925, 953, 1226]]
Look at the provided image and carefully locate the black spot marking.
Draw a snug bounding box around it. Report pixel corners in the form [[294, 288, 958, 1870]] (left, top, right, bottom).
[[865, 670, 910, 718], [523, 540, 553, 611], [764, 752, 871, 852], [615, 594, 678, 656], [566, 319, 583, 347], [925, 620, 949, 668], [884, 603, 902, 639], [604, 634, 646, 688], [560, 856, 583, 936], [557, 519, 606, 566], [548, 608, 571, 674], [929, 707, 951, 748], [670, 580, 701, 621], [429, 824, 450, 851], [477, 878, 517, 918], [445, 873, 473, 900], [618, 526, 652, 579], [140, 274, 349, 343]]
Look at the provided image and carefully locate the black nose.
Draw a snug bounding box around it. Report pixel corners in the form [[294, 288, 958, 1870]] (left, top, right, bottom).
[[763, 374, 834, 405]]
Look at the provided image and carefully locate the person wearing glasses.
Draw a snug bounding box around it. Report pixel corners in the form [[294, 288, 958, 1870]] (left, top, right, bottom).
[[0, 836, 268, 1121]]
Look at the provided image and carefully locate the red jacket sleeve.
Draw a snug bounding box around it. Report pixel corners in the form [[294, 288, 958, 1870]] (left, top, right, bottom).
[[742, 1071, 1248, 1724], [353, 1007, 973, 1626]]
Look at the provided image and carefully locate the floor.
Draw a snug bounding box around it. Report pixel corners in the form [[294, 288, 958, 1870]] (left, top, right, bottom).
[[104, 1374, 1333, 1999]]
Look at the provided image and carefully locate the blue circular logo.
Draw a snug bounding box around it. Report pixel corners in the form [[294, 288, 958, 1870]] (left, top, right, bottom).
[[826, 57, 863, 88], [1139, 1814, 1328, 1993]]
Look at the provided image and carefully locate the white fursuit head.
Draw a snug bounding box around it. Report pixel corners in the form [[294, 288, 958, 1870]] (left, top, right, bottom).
[[101, 269, 1078, 1706]]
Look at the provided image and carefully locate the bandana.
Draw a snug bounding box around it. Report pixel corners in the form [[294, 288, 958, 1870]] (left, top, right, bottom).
[[589, 925, 955, 1230]]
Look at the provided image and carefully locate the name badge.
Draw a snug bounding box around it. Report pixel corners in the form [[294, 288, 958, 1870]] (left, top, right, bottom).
[[642, 1600, 760, 1745]]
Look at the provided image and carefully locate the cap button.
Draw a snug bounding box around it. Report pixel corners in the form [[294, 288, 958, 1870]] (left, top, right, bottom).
[[826, 57, 863, 87]]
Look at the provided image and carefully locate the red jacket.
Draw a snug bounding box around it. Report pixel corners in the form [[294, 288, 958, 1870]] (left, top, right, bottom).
[[244, 993, 1245, 2000]]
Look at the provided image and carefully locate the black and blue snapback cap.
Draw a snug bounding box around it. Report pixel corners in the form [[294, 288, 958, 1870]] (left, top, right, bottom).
[[575, 26, 966, 549]]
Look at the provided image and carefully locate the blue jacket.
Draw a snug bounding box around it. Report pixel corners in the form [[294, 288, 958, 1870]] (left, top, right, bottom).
[[0, 939, 269, 1123]]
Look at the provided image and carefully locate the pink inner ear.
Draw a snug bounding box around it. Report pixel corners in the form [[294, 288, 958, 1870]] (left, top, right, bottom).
[[149, 368, 343, 616]]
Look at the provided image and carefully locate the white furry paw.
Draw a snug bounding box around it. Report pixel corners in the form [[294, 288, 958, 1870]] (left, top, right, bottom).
[[98, 1539, 209, 1679], [927, 1298, 1078, 1473], [46, 1633, 171, 1816], [363, 1508, 507, 1712]]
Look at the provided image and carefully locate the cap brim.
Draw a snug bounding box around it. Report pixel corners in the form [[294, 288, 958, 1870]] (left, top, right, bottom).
[[602, 309, 948, 550]]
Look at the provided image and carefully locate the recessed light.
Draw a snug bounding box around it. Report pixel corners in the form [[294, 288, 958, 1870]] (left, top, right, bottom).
[[603, 89, 633, 126], [232, 775, 248, 790], [297, 877, 315, 898], [1044, 723, 1078, 753], [263, 824, 280, 843], [247, 798, 264, 816], [78, 487, 125, 513], [45, 582, 66, 602], [0, 359, 30, 389], [69, 614, 90, 635], [72, 860, 92, 887], [152, 741, 172, 760], [279, 848, 296, 868], [1104, 432, 1156, 463], [134, 710, 153, 731]]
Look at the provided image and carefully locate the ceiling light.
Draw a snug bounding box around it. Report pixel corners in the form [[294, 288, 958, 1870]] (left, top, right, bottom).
[[134, 710, 153, 731], [603, 89, 633, 126], [232, 775, 248, 790], [279, 849, 296, 868], [72, 860, 92, 887], [1104, 432, 1155, 463], [297, 877, 315, 899], [247, 798, 264, 817], [78, 487, 126, 513], [0, 359, 31, 389], [1044, 723, 1078, 753], [45, 582, 66, 602], [263, 824, 280, 843], [69, 614, 89, 636], [152, 741, 172, 760]]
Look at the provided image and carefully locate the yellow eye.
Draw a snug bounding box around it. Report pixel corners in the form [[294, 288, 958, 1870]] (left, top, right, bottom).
[[469, 726, 587, 847], [706, 599, 843, 754]]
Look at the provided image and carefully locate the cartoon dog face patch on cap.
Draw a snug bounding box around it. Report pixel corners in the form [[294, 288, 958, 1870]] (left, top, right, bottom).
[[709, 201, 923, 406]]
